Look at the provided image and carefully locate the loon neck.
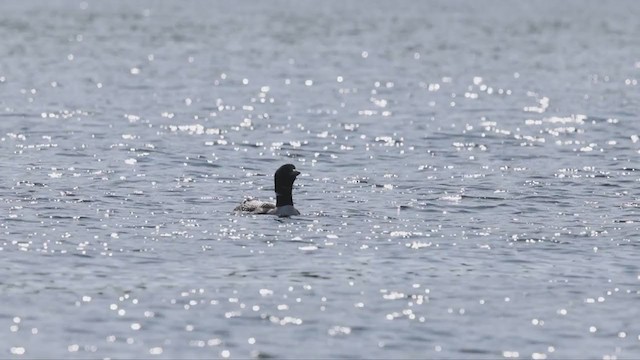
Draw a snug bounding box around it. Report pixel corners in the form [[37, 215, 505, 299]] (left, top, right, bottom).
[[276, 192, 294, 207]]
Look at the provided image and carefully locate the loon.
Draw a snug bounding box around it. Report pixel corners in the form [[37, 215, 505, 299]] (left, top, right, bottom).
[[234, 164, 301, 217]]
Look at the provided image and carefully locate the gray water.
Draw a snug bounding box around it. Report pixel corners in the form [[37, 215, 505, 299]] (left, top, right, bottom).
[[1, 0, 640, 358]]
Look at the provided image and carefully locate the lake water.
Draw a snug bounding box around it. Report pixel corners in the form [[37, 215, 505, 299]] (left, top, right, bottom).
[[1, 0, 639, 358]]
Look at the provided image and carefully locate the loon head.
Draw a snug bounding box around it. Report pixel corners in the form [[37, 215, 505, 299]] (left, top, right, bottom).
[[274, 164, 300, 207]]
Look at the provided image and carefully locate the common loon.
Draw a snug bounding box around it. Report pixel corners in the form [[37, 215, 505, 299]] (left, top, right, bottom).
[[234, 164, 301, 217]]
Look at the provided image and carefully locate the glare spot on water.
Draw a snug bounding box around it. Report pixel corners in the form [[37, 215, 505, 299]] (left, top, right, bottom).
[[328, 326, 351, 336], [189, 340, 205, 347], [149, 347, 163, 355], [557, 308, 567, 315], [208, 338, 221, 346], [10, 347, 26, 355], [503, 350, 519, 358], [531, 318, 544, 326]]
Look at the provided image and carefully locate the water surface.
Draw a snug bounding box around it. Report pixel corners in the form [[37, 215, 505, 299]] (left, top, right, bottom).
[[1, 0, 640, 358]]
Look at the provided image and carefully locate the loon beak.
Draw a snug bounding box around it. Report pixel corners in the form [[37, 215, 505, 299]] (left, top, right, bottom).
[[292, 170, 300, 177]]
